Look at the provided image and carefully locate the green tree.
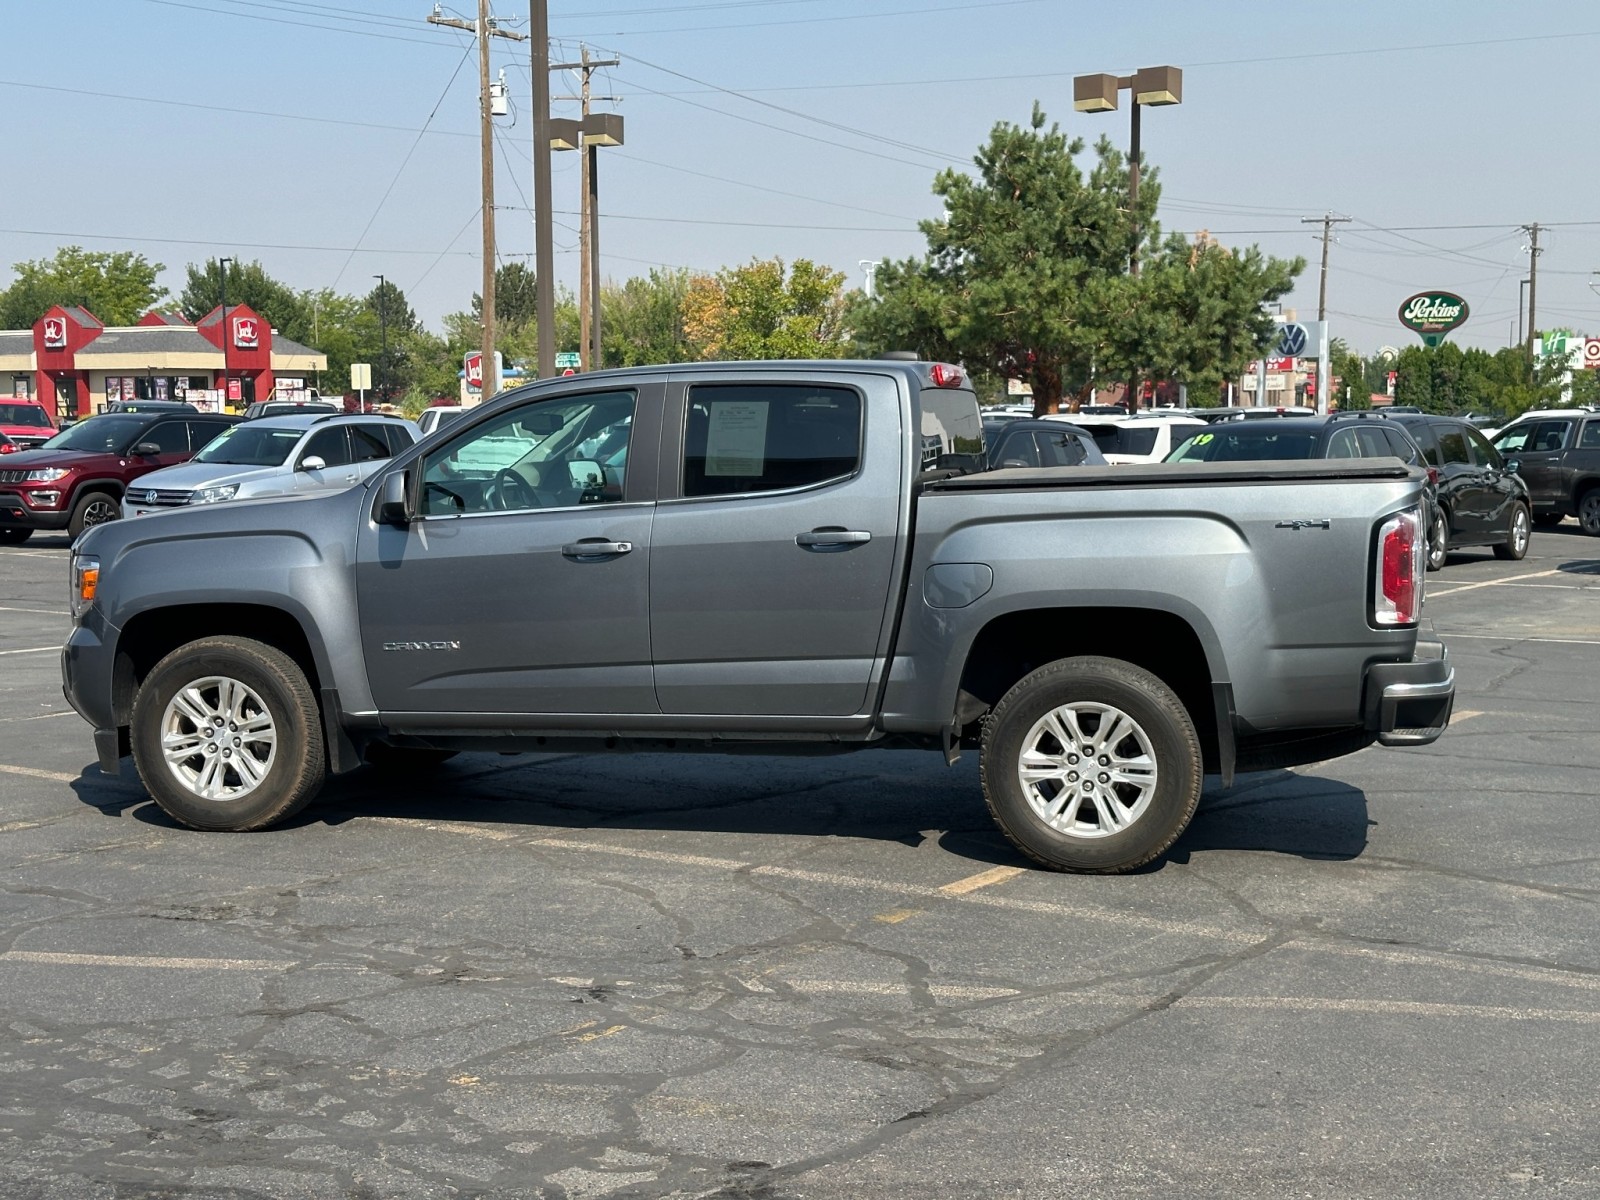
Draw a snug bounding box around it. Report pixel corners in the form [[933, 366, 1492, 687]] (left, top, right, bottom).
[[600, 268, 692, 367], [180, 258, 306, 332], [683, 257, 849, 360], [852, 107, 1300, 413], [0, 246, 167, 327], [1332, 350, 1371, 410], [471, 262, 539, 328]]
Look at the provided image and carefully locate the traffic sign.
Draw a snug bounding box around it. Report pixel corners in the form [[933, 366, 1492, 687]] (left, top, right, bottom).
[[555, 351, 581, 370]]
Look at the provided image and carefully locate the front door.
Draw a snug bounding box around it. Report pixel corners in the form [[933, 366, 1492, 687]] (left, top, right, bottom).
[[1496, 418, 1574, 511], [356, 384, 661, 715], [650, 377, 902, 717]]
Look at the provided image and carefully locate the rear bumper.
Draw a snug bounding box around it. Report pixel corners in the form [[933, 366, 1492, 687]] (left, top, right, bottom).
[[1365, 637, 1454, 746]]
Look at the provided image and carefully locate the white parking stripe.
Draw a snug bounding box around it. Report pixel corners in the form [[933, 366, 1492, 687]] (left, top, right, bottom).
[[1438, 632, 1600, 647], [0, 646, 58, 656], [0, 764, 78, 784], [1426, 567, 1566, 596], [0, 606, 70, 616], [1178, 995, 1600, 1025], [0, 950, 293, 971]]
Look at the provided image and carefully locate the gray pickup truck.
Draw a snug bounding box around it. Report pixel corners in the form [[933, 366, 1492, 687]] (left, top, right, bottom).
[[62, 360, 1454, 873]]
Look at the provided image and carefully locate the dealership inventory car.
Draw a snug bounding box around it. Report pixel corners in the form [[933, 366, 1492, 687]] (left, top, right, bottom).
[[1073, 414, 1207, 464], [122, 413, 419, 517], [241, 399, 342, 421], [0, 410, 238, 541], [0, 398, 57, 450], [1379, 413, 1532, 567], [1491, 407, 1600, 532], [986, 419, 1108, 468]]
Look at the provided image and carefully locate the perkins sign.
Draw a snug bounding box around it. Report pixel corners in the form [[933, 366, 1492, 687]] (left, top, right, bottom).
[[1398, 292, 1469, 347]]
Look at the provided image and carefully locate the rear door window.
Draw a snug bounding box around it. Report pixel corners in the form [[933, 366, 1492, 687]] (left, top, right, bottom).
[[1354, 427, 1392, 457], [1326, 428, 1362, 458], [1036, 430, 1088, 467], [1381, 427, 1423, 465], [1406, 421, 1443, 466], [683, 384, 861, 497], [1435, 427, 1470, 466], [350, 424, 392, 463]]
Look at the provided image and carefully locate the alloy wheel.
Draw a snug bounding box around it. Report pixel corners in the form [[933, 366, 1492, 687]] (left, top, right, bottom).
[[1016, 702, 1158, 838], [159, 676, 278, 802]]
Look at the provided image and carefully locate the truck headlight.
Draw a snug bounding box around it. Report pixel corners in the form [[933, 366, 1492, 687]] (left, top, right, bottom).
[[70, 553, 99, 620], [191, 484, 240, 504]]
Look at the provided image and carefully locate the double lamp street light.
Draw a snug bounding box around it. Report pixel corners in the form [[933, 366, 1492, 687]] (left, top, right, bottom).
[[549, 112, 624, 373], [1071, 65, 1183, 277]]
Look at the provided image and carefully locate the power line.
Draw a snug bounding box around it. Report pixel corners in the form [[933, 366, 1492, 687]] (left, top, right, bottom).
[[0, 226, 479, 257], [331, 40, 476, 290], [495, 204, 916, 232], [410, 207, 487, 293], [609, 150, 920, 221], [563, 0, 1047, 38], [138, 0, 448, 46]]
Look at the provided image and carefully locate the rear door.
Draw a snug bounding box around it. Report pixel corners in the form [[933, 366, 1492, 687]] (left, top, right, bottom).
[[1430, 422, 1487, 538], [649, 374, 903, 717]]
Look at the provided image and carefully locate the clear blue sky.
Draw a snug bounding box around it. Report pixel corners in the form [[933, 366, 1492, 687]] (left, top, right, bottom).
[[5, 0, 1599, 354]]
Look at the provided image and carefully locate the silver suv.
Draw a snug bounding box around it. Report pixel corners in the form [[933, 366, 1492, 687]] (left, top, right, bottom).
[[121, 414, 420, 517]]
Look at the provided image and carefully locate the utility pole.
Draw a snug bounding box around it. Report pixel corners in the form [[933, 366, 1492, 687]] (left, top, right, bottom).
[[531, 0, 555, 380], [1522, 222, 1543, 361], [428, 2, 524, 402], [373, 274, 387, 411], [1301, 212, 1351, 322], [553, 47, 619, 371]]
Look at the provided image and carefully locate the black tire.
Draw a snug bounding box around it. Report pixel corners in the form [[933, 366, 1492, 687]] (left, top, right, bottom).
[[1534, 512, 1565, 528], [1425, 507, 1449, 572], [980, 656, 1203, 874], [1579, 489, 1600, 537], [363, 744, 459, 773], [67, 490, 120, 540], [130, 636, 326, 831], [0, 528, 32, 544], [1494, 503, 1531, 561]]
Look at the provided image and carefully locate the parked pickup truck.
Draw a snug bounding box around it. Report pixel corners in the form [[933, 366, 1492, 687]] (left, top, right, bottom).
[[62, 360, 1455, 873]]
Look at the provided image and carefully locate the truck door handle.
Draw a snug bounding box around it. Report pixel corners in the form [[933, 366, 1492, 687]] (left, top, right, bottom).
[[796, 528, 872, 547], [562, 539, 633, 559]]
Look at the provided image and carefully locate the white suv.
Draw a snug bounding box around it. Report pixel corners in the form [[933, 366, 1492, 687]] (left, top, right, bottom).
[[1069, 414, 1208, 464], [122, 414, 420, 517]]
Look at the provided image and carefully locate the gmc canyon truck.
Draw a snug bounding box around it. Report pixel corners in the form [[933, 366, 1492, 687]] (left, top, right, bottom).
[[62, 361, 1455, 873]]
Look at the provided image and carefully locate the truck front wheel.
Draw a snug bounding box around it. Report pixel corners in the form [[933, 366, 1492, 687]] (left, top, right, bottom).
[[131, 637, 326, 831], [981, 656, 1202, 874]]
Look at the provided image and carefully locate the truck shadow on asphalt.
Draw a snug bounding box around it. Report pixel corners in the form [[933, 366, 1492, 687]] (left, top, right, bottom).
[[71, 757, 1371, 873]]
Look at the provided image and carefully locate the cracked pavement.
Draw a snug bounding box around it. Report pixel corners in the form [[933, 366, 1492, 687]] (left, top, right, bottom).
[[3, 528, 1600, 1197]]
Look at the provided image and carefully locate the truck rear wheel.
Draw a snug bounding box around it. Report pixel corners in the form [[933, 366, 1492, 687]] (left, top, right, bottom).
[[980, 656, 1202, 874], [131, 637, 326, 831]]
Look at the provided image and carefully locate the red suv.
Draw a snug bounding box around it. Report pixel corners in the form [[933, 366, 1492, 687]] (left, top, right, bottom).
[[0, 398, 57, 452], [0, 410, 238, 543]]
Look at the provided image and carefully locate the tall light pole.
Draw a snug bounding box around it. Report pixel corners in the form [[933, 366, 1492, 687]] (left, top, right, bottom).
[[373, 274, 387, 411], [531, 0, 555, 379], [550, 111, 624, 372], [218, 256, 233, 410], [1072, 66, 1183, 277]]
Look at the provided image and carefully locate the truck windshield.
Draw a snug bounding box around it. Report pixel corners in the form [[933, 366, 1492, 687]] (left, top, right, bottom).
[[1166, 427, 1321, 462], [0, 404, 51, 427], [41, 416, 148, 453], [192, 424, 304, 466]]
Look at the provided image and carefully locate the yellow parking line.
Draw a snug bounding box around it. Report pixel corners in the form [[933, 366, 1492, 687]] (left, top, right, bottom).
[[873, 908, 921, 924], [939, 865, 1026, 895]]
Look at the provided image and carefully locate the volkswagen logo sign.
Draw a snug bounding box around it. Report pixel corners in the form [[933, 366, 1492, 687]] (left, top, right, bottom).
[[1275, 323, 1309, 357], [144, 490, 158, 504]]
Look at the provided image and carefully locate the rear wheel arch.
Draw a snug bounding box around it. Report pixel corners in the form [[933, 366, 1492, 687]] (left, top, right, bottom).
[[954, 606, 1222, 774]]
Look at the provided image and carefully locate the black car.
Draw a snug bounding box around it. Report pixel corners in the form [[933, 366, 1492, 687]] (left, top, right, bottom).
[[1163, 414, 1512, 567], [1490, 407, 1600, 533], [104, 400, 199, 415], [242, 400, 342, 421], [986, 419, 1107, 469], [1378, 413, 1532, 567]]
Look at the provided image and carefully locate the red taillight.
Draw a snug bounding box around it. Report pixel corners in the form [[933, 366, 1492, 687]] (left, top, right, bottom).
[[1374, 508, 1424, 626], [929, 363, 964, 388], [0, 443, 14, 454]]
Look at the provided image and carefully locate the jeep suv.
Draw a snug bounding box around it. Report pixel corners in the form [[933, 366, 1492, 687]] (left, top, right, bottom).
[[0, 410, 238, 542], [122, 413, 419, 518], [1490, 407, 1600, 533], [0, 398, 57, 451]]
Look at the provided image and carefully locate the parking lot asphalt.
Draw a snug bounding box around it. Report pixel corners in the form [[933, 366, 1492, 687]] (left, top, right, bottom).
[[2, 526, 1599, 1198]]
